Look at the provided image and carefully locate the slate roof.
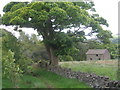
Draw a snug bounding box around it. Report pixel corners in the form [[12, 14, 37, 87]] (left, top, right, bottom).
[[86, 49, 108, 54]]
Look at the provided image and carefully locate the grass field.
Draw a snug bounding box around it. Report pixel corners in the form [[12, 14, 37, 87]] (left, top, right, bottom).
[[59, 60, 118, 80], [2, 69, 90, 88]]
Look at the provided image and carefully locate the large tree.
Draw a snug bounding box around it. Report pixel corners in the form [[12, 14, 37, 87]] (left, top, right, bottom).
[[2, 1, 110, 65]]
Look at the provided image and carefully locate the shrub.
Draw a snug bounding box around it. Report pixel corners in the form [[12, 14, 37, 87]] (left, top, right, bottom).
[[59, 55, 73, 61], [17, 57, 33, 73], [27, 63, 40, 76], [2, 50, 22, 87]]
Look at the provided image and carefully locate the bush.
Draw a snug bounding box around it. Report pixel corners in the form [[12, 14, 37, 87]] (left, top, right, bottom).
[[59, 55, 73, 61], [17, 57, 33, 73], [27, 63, 40, 76], [2, 50, 22, 86]]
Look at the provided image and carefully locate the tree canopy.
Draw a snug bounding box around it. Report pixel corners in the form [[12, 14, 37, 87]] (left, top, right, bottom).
[[2, 1, 112, 65]]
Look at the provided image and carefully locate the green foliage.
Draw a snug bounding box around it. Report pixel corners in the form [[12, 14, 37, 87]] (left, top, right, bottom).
[[18, 57, 33, 73], [92, 14, 109, 27], [97, 30, 113, 44], [1, 29, 34, 73], [10, 16, 26, 25], [1, 29, 21, 60], [30, 2, 44, 11], [70, 37, 119, 60], [2, 2, 107, 34], [89, 18, 103, 32], [103, 44, 118, 59], [2, 69, 90, 88], [37, 69, 90, 88], [1, 29, 24, 86], [2, 74, 46, 88], [67, 30, 86, 42], [2, 12, 13, 25], [73, 1, 95, 10], [3, 2, 28, 12], [0, 14, 1, 24], [2, 50, 22, 86], [49, 7, 68, 26], [44, 32, 73, 56], [59, 55, 73, 61], [2, 2, 112, 64], [3, 2, 19, 12], [10, 3, 27, 12], [60, 60, 118, 80], [87, 40, 103, 49], [18, 32, 48, 62], [73, 42, 89, 61], [26, 63, 41, 75], [32, 47, 49, 61]]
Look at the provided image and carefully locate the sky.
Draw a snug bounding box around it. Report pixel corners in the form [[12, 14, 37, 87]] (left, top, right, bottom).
[[0, 0, 119, 37]]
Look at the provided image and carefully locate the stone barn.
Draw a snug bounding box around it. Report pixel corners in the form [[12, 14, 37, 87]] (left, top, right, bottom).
[[86, 49, 110, 60]]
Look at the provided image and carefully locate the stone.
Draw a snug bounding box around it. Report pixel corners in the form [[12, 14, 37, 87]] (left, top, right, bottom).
[[40, 65, 119, 88]]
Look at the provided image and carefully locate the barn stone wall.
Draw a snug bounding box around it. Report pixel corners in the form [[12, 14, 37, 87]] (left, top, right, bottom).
[[86, 50, 111, 60], [104, 50, 111, 60], [87, 54, 104, 60], [39, 61, 120, 89]]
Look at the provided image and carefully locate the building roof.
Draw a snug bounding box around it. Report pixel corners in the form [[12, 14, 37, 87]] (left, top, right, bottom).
[[86, 49, 108, 54]]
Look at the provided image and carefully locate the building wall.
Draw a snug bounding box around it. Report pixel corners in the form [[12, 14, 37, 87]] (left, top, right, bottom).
[[87, 54, 104, 60], [103, 50, 111, 60], [86, 50, 111, 60]]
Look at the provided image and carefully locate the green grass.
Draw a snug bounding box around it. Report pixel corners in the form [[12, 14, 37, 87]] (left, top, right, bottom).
[[2, 78, 14, 88], [60, 60, 118, 80], [37, 69, 90, 88], [2, 75, 46, 88], [0, 70, 2, 89], [19, 75, 46, 88], [2, 69, 90, 88]]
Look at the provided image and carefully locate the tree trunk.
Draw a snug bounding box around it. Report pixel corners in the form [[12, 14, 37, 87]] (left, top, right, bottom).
[[45, 45, 58, 66], [49, 47, 58, 65], [39, 25, 58, 66]]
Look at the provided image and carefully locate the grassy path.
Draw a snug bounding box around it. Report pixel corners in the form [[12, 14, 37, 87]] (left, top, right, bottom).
[[2, 69, 90, 88]]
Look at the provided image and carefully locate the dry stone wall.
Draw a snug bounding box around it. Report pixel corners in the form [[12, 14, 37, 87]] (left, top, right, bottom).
[[39, 61, 120, 89]]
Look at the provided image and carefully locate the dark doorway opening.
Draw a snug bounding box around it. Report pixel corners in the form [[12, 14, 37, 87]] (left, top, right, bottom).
[[96, 54, 98, 56]]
